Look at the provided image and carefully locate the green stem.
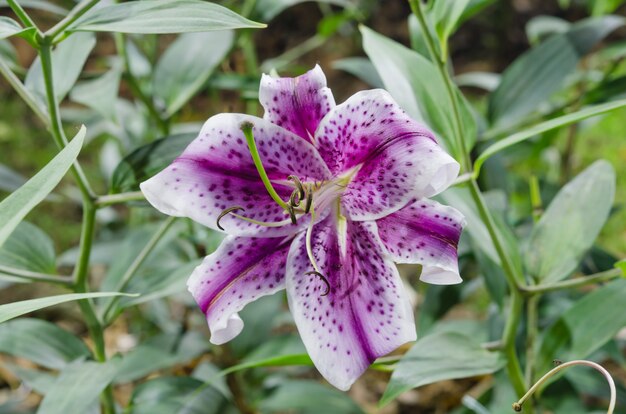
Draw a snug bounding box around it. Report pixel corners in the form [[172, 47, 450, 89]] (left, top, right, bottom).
[[525, 295, 539, 387], [114, 33, 169, 134], [408, 0, 471, 172], [0, 264, 72, 285], [95, 191, 145, 208], [6, 0, 37, 28], [240, 122, 289, 211], [101, 216, 177, 324], [408, 0, 527, 398], [0, 57, 49, 126], [39, 39, 95, 199], [46, 0, 100, 40], [520, 268, 623, 295], [72, 204, 116, 414]]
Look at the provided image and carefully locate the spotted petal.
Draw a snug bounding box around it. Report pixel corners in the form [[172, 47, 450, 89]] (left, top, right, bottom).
[[259, 65, 336, 143], [286, 216, 416, 390], [315, 89, 460, 220], [376, 199, 465, 284], [140, 114, 331, 237], [188, 235, 291, 344]]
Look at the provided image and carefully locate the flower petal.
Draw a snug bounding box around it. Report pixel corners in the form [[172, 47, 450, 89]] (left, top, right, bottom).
[[188, 235, 291, 344], [259, 65, 336, 142], [376, 199, 465, 285], [140, 114, 331, 237], [315, 89, 459, 220], [286, 216, 416, 390]]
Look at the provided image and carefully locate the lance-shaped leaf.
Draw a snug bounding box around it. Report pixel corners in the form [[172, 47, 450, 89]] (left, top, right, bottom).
[[127, 376, 229, 414], [380, 331, 505, 406], [536, 279, 626, 376], [70, 0, 265, 34], [0, 221, 55, 273], [489, 15, 625, 128], [0, 318, 90, 369], [153, 31, 233, 117], [38, 359, 121, 414], [525, 160, 615, 283], [110, 133, 195, 193], [260, 380, 365, 414], [475, 98, 626, 176], [25, 33, 96, 104], [0, 126, 85, 248]]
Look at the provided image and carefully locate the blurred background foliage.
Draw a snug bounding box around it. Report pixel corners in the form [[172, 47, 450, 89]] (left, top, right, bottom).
[[0, 0, 625, 413]]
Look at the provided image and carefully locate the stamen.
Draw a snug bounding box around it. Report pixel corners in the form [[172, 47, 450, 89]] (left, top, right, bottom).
[[287, 204, 297, 225], [305, 271, 330, 296], [305, 184, 313, 214], [289, 188, 301, 207], [230, 212, 294, 227], [288, 175, 305, 200], [240, 122, 289, 212], [217, 206, 245, 230]]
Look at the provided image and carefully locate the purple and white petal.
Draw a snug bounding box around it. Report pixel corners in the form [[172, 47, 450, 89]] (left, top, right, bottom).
[[259, 65, 336, 142], [315, 89, 459, 220], [188, 235, 292, 344], [286, 216, 416, 390], [140, 114, 331, 237], [376, 199, 465, 285]]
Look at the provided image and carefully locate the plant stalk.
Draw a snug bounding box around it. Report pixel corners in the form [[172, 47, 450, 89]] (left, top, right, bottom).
[[46, 0, 101, 40], [0, 265, 72, 285], [520, 268, 623, 295]]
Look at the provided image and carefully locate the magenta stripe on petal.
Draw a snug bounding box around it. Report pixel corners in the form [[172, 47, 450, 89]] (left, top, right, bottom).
[[286, 216, 416, 390], [376, 199, 465, 285], [188, 235, 292, 344]]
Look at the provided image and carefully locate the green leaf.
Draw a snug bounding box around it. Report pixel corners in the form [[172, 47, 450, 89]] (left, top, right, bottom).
[[525, 15, 570, 45], [115, 332, 208, 383], [0, 0, 67, 15], [0, 292, 135, 324], [488, 15, 625, 128], [260, 380, 365, 414], [25, 33, 96, 104], [110, 133, 195, 193], [431, 0, 471, 56], [475, 98, 626, 176], [71, 0, 265, 34], [153, 31, 233, 117], [537, 279, 626, 375], [0, 318, 89, 369], [360, 25, 476, 158], [525, 161, 615, 283], [380, 331, 505, 406], [254, 0, 349, 21], [119, 259, 202, 308], [0, 221, 55, 274], [37, 359, 121, 414], [1, 362, 56, 394], [0, 126, 85, 249], [0, 16, 24, 39], [332, 57, 383, 88], [0, 163, 26, 193], [70, 64, 122, 120], [128, 376, 228, 414]]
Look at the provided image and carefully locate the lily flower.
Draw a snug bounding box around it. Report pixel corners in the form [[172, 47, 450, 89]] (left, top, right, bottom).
[[140, 65, 465, 390]]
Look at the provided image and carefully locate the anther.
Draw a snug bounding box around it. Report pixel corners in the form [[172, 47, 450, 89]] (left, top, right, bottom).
[[288, 175, 305, 200], [289, 188, 301, 207], [512, 403, 522, 412], [553, 359, 562, 366], [305, 185, 313, 214], [305, 271, 330, 296], [287, 204, 297, 225], [217, 206, 245, 230]]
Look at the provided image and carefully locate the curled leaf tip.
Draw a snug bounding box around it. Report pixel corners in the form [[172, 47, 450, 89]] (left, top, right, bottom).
[[305, 271, 330, 296], [217, 206, 245, 230]]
